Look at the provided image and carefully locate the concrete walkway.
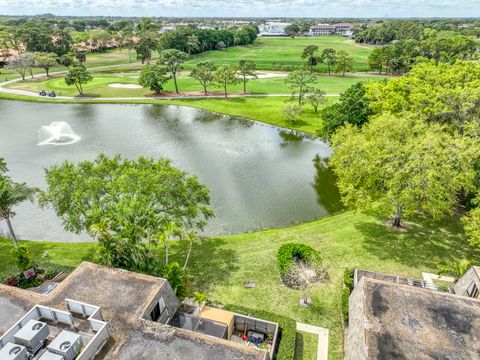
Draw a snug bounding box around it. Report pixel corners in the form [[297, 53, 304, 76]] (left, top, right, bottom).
[[0, 66, 340, 101], [296, 322, 329, 360], [422, 272, 456, 285]]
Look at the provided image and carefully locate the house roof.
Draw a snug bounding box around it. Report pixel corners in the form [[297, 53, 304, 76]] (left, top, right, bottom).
[[355, 277, 480, 359], [0, 262, 265, 360], [472, 265, 480, 280]]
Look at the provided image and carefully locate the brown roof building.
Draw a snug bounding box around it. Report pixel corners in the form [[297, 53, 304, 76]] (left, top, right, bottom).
[[0, 262, 276, 360], [346, 269, 480, 360]]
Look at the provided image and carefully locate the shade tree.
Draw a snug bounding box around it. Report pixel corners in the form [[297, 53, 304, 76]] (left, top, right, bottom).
[[39, 154, 213, 273], [6, 52, 34, 80], [320, 48, 336, 75], [301, 45, 320, 73], [334, 50, 354, 77], [284, 69, 317, 106], [0, 158, 37, 249], [214, 64, 239, 98], [190, 61, 217, 95], [330, 114, 478, 227], [139, 63, 171, 94], [64, 65, 93, 96], [158, 49, 189, 94], [237, 60, 257, 95], [34, 52, 57, 77]]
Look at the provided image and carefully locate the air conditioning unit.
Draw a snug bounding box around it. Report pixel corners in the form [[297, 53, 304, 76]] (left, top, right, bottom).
[[38, 351, 65, 360], [13, 320, 50, 352], [0, 342, 28, 360], [47, 331, 83, 360]]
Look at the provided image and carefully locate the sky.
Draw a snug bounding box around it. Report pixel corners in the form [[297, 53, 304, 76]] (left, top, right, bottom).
[[1, 0, 479, 18]]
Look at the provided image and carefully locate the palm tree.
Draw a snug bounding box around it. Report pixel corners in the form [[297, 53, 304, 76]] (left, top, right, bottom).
[[0, 179, 36, 249], [183, 230, 198, 271], [157, 222, 177, 266]]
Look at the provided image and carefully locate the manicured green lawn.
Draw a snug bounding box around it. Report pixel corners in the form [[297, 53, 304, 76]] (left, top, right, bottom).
[[1, 211, 476, 359], [185, 36, 373, 71], [5, 71, 387, 97], [0, 49, 151, 81], [295, 331, 318, 360], [5, 75, 150, 97], [162, 96, 336, 135]]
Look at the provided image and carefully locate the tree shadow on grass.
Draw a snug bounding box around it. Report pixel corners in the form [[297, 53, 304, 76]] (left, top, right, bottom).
[[169, 237, 239, 293], [355, 216, 480, 269]]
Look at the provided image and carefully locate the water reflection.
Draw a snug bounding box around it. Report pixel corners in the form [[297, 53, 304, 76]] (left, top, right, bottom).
[[312, 155, 344, 214], [0, 100, 335, 241]]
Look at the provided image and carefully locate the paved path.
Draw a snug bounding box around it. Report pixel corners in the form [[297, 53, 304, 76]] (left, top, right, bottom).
[[422, 272, 455, 284], [296, 322, 329, 360], [0, 66, 339, 101]]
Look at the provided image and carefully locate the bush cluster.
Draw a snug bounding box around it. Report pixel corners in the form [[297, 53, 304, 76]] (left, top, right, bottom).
[[1, 261, 75, 289], [341, 268, 355, 325], [277, 243, 322, 280], [222, 304, 297, 360]]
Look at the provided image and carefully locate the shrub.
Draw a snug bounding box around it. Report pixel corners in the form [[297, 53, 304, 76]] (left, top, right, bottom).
[[277, 243, 322, 280], [342, 268, 355, 325], [162, 262, 188, 300], [10, 246, 31, 271], [17, 276, 42, 289], [38, 262, 75, 280], [221, 304, 296, 360]]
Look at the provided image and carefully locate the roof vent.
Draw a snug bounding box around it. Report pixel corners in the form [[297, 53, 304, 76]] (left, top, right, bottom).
[[0, 342, 28, 360], [60, 341, 71, 350], [32, 323, 43, 331], [9, 346, 22, 355]]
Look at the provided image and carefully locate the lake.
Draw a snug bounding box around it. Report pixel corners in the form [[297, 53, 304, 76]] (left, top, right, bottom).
[[0, 100, 341, 242]]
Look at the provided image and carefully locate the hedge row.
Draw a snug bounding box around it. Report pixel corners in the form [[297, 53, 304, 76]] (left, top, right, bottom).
[[277, 243, 322, 279], [222, 304, 297, 360], [342, 268, 355, 325]]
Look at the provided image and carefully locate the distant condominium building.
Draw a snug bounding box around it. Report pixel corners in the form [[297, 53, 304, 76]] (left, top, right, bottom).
[[308, 23, 353, 37]]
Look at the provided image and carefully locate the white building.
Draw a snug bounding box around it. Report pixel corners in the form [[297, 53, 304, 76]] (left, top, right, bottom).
[[259, 22, 292, 36], [309, 24, 335, 36]]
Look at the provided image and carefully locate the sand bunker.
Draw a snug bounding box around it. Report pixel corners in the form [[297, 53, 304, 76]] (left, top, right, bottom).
[[256, 72, 288, 79], [108, 83, 142, 89], [237, 72, 288, 79]]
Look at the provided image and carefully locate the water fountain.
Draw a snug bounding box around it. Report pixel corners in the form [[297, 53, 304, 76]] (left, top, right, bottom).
[[38, 121, 81, 146]]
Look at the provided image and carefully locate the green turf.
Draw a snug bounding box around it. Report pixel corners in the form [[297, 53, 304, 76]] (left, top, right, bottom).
[[1, 211, 476, 359], [0, 49, 152, 81], [162, 96, 337, 134], [295, 331, 319, 360], [185, 36, 373, 71], [5, 71, 387, 97]]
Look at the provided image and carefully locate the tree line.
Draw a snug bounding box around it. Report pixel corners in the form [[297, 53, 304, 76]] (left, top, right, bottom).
[[354, 19, 480, 44], [367, 32, 478, 74]]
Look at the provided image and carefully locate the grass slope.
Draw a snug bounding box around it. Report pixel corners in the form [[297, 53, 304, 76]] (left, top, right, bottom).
[[1, 211, 475, 359], [186, 36, 372, 71]]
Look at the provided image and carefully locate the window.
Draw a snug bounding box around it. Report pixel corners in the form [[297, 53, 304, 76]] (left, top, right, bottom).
[[466, 282, 479, 298], [150, 296, 169, 322]]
